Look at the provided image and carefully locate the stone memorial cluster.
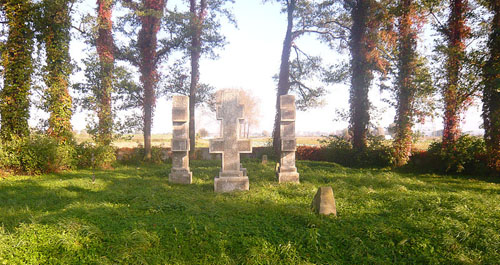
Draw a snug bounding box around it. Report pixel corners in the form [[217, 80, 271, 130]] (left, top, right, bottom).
[[169, 90, 300, 192]]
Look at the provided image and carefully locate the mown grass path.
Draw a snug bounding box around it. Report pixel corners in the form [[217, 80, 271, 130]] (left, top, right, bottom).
[[1, 160, 499, 264]]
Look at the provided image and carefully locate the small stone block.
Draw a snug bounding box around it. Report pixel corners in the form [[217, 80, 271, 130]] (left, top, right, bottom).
[[209, 139, 224, 153], [237, 139, 252, 153], [281, 139, 297, 152], [280, 95, 295, 109], [172, 108, 188, 122], [281, 108, 296, 121], [169, 171, 192, 184], [262, 155, 268, 165], [172, 138, 189, 151], [278, 172, 299, 183], [311, 187, 337, 216], [281, 122, 295, 137], [214, 176, 249, 192]]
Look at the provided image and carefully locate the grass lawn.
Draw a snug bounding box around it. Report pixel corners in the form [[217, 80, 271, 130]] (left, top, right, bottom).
[[1, 160, 499, 264]]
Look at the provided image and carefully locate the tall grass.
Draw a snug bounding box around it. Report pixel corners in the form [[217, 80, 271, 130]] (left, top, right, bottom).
[[0, 160, 499, 264]]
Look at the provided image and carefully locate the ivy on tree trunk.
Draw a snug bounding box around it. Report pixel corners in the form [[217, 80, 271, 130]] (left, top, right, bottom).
[[393, 0, 418, 167], [43, 0, 74, 144], [138, 0, 164, 160], [442, 0, 470, 147], [483, 0, 500, 173], [0, 0, 34, 141], [349, 0, 374, 151], [96, 0, 115, 147]]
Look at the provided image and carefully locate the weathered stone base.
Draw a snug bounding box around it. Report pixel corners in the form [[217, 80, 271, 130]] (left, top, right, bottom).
[[169, 170, 192, 184], [214, 176, 249, 192], [278, 171, 300, 183]]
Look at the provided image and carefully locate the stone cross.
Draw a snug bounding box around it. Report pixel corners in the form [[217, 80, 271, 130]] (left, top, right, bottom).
[[277, 95, 299, 183], [209, 90, 252, 192], [169, 96, 192, 184]]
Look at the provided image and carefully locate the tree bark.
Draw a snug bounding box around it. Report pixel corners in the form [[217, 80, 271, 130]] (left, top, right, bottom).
[[189, 0, 206, 158], [44, 0, 74, 144], [138, 0, 164, 160], [483, 0, 500, 172], [393, 0, 417, 167], [273, 0, 295, 156], [349, 0, 372, 151], [0, 0, 33, 141], [96, 0, 114, 147], [443, 0, 469, 147]]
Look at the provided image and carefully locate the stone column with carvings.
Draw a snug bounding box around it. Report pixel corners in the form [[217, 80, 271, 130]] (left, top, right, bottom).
[[169, 96, 192, 184], [277, 95, 300, 183], [209, 90, 252, 192]]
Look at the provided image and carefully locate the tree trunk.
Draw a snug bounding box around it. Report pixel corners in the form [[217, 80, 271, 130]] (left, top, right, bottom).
[[443, 0, 469, 147], [483, 0, 500, 172], [138, 0, 164, 160], [96, 0, 114, 147], [189, 0, 206, 159], [393, 0, 417, 167], [0, 0, 33, 141], [273, 0, 295, 156], [45, 1, 74, 144], [349, 0, 372, 151]]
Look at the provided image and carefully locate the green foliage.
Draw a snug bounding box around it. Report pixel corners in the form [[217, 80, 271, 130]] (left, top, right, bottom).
[[118, 146, 168, 165], [0, 134, 76, 174], [37, 0, 75, 144], [425, 135, 487, 174], [321, 135, 393, 168], [0, 0, 35, 141], [75, 142, 116, 169], [0, 161, 499, 263]]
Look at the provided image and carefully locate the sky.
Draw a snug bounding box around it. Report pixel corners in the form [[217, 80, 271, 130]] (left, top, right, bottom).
[[34, 0, 484, 136]]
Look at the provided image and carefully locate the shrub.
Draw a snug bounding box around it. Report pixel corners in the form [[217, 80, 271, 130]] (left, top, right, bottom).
[[320, 135, 392, 168], [75, 142, 116, 169], [117, 146, 169, 165], [422, 135, 487, 174], [296, 146, 325, 161], [0, 134, 76, 174]]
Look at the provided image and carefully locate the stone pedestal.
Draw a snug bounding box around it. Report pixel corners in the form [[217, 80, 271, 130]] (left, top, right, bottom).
[[277, 95, 300, 183], [169, 96, 192, 184], [209, 90, 252, 192]]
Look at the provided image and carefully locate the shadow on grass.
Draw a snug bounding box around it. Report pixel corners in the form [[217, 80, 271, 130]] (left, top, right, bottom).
[[0, 160, 499, 264]]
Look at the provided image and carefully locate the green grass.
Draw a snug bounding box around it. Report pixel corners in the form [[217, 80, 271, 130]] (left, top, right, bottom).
[[1, 160, 499, 264]]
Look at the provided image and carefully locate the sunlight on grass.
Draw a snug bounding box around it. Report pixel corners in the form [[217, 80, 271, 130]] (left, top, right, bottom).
[[1, 160, 499, 264]]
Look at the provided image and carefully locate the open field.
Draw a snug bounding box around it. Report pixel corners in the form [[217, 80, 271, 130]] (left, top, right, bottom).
[[1, 160, 499, 264], [74, 133, 439, 150], [74, 133, 326, 148]]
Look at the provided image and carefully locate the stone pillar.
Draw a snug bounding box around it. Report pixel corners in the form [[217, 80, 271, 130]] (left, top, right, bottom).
[[277, 95, 299, 183], [209, 90, 252, 192], [169, 96, 192, 184]]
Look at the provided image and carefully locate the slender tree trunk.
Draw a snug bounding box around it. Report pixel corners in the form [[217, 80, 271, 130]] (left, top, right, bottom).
[[189, 0, 206, 158], [483, 0, 500, 172], [273, 0, 295, 155], [443, 0, 469, 147], [393, 0, 418, 167], [0, 0, 33, 141], [44, 1, 73, 144], [349, 0, 372, 150], [138, 0, 164, 160], [96, 0, 114, 147]]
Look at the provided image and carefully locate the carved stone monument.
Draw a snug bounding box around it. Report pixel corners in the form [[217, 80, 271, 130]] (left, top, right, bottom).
[[169, 96, 192, 184], [277, 95, 300, 183], [209, 90, 252, 192]]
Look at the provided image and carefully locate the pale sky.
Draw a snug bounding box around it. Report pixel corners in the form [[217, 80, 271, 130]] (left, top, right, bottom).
[[31, 0, 484, 136]]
